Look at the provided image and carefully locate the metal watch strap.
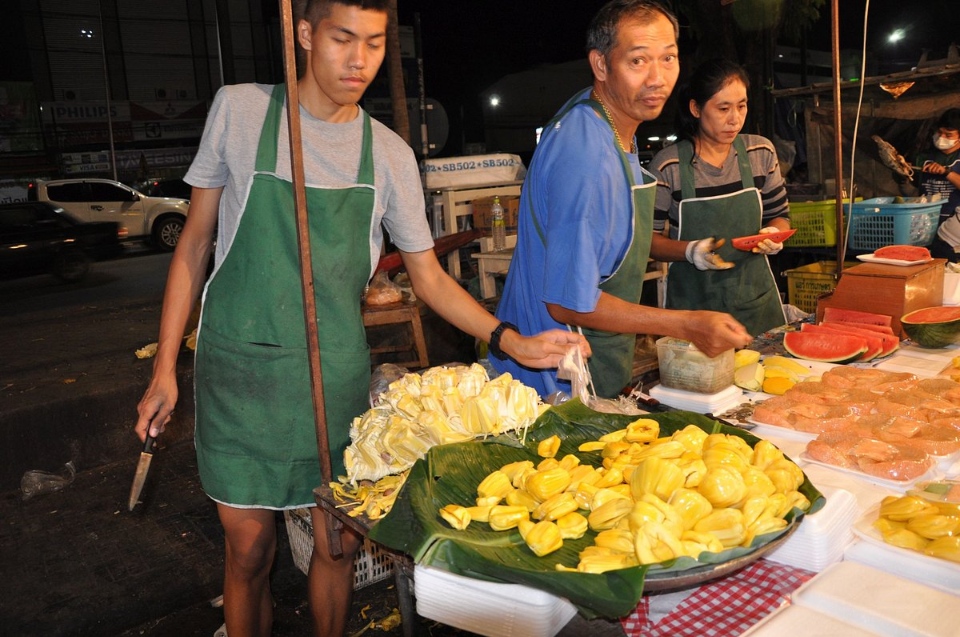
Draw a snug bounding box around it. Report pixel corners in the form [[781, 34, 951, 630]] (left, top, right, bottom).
[[489, 321, 518, 360]]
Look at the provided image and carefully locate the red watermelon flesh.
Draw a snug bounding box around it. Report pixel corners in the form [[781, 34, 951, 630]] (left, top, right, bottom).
[[801, 323, 882, 361], [873, 245, 931, 261], [902, 306, 960, 323], [822, 307, 893, 327], [818, 322, 900, 357], [823, 320, 895, 335], [783, 331, 868, 364]]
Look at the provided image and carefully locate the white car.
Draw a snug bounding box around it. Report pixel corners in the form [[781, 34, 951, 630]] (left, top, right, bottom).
[[33, 178, 189, 251]]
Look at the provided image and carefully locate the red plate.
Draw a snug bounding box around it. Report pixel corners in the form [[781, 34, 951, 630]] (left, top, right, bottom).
[[731, 229, 797, 251]]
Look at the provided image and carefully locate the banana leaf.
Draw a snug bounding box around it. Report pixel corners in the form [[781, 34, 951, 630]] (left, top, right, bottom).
[[369, 400, 824, 618]]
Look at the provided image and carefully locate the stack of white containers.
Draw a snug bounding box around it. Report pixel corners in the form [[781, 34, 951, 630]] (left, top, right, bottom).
[[765, 485, 859, 572]]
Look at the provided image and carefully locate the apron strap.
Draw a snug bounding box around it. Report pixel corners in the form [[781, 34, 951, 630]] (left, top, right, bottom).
[[677, 136, 755, 200]]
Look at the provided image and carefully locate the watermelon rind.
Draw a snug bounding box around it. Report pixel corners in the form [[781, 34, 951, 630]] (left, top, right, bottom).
[[901, 306, 960, 348], [783, 331, 867, 364]]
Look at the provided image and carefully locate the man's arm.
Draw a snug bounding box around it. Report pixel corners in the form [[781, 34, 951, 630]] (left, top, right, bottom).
[[547, 292, 751, 357], [399, 248, 589, 369]]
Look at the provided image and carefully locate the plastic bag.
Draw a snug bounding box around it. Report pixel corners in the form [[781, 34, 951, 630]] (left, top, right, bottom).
[[20, 460, 77, 501], [365, 270, 403, 306], [369, 363, 410, 406]]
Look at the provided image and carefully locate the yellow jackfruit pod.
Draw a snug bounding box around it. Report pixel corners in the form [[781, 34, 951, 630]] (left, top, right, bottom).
[[702, 444, 750, 473], [595, 528, 636, 554], [574, 482, 601, 510], [629, 456, 685, 501], [556, 511, 589, 539], [677, 457, 707, 489], [743, 516, 788, 547], [642, 520, 685, 562], [465, 505, 492, 523], [694, 508, 746, 548], [779, 491, 811, 516], [461, 395, 498, 434], [628, 500, 666, 533], [609, 484, 633, 500], [594, 466, 625, 489], [441, 386, 464, 417], [873, 517, 906, 535], [476, 496, 502, 507], [558, 454, 581, 472], [751, 439, 785, 470], [625, 418, 660, 443], [505, 488, 540, 512], [670, 425, 708, 454], [533, 492, 580, 521], [740, 495, 772, 528], [906, 514, 960, 540], [591, 487, 631, 511], [537, 435, 562, 459], [513, 466, 538, 490], [880, 495, 940, 522], [599, 429, 627, 443], [633, 530, 659, 564], [477, 470, 514, 502], [668, 488, 714, 531], [923, 535, 960, 563], [765, 458, 805, 493], [635, 440, 686, 461], [499, 460, 535, 483], [537, 458, 560, 471], [519, 519, 563, 557], [488, 505, 529, 531], [588, 497, 634, 531], [681, 530, 724, 555], [602, 440, 632, 459], [566, 465, 601, 492], [577, 551, 638, 573], [697, 466, 747, 508], [880, 527, 930, 552], [578, 441, 607, 453], [741, 467, 777, 499], [439, 504, 471, 530], [640, 493, 684, 537], [525, 467, 572, 502], [392, 393, 423, 419]]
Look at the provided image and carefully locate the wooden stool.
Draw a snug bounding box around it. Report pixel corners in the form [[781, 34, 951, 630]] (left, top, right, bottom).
[[361, 300, 430, 370]]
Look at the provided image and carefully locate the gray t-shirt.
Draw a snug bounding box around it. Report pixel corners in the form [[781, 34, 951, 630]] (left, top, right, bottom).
[[186, 83, 434, 276]]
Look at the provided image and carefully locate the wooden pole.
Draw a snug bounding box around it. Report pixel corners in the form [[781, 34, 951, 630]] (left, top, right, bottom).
[[278, 0, 333, 485], [830, 0, 846, 275]]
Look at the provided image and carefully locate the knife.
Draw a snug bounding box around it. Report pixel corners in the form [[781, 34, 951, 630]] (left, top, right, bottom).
[[127, 435, 156, 511]]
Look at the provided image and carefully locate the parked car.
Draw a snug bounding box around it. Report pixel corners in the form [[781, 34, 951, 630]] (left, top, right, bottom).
[[0, 201, 124, 282], [132, 177, 192, 201], [32, 178, 188, 251]]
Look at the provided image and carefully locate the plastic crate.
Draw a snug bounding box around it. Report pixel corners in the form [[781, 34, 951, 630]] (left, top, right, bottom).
[[783, 261, 856, 314], [848, 197, 940, 251], [283, 508, 394, 589], [788, 199, 850, 247]]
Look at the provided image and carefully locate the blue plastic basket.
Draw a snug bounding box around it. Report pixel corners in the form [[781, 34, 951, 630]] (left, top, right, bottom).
[[848, 197, 940, 251]]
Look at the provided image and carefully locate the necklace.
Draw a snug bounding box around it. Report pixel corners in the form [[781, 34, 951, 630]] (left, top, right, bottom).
[[592, 90, 636, 154]]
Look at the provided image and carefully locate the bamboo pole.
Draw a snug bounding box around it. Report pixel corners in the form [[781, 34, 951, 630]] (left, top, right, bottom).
[[830, 0, 846, 275]]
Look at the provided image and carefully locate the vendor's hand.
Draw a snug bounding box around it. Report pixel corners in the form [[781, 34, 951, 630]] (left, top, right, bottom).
[[923, 161, 948, 175], [681, 311, 753, 357], [685, 237, 735, 271], [136, 373, 178, 441], [753, 226, 784, 255], [499, 328, 591, 369]]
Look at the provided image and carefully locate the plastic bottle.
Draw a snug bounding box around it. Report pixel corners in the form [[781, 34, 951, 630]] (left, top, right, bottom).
[[490, 196, 506, 251]]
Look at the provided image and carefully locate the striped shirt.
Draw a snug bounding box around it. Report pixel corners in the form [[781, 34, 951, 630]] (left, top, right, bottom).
[[651, 134, 790, 238]]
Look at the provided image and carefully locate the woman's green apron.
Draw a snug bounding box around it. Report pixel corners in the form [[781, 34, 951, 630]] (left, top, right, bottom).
[[665, 137, 785, 336], [528, 94, 656, 398], [195, 84, 373, 507]]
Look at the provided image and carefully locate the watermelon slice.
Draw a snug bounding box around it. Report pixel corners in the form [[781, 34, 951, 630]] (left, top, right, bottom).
[[783, 331, 868, 364], [816, 322, 900, 357], [800, 323, 882, 361], [823, 320, 895, 336], [822, 307, 893, 327], [901, 306, 960, 348], [874, 245, 931, 261]]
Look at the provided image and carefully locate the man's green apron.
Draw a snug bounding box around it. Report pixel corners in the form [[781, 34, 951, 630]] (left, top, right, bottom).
[[195, 84, 373, 507], [529, 95, 656, 398], [665, 137, 785, 336]]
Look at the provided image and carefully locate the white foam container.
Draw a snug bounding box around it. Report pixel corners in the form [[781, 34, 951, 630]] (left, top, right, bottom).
[[414, 565, 578, 637], [791, 561, 960, 637], [741, 603, 882, 636], [765, 486, 858, 572], [648, 383, 743, 414]]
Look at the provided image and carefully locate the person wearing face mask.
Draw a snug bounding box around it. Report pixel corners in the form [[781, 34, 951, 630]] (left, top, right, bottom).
[[915, 108, 960, 260], [650, 58, 790, 337]]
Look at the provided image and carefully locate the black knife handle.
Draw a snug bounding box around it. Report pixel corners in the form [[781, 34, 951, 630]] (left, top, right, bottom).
[[143, 434, 157, 453]]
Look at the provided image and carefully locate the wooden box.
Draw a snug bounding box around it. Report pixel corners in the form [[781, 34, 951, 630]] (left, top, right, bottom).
[[815, 259, 946, 337]]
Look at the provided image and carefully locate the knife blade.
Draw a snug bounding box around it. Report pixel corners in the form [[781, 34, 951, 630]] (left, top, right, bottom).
[[127, 435, 156, 511]]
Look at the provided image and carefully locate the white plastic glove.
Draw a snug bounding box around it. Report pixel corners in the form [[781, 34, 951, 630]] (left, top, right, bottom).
[[753, 226, 784, 255], [685, 237, 735, 271]]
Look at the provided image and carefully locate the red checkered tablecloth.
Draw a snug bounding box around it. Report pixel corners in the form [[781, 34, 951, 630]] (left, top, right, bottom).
[[621, 559, 816, 637]]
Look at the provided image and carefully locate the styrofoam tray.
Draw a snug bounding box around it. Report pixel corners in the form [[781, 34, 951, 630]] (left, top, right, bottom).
[[747, 420, 818, 443], [414, 565, 577, 637], [791, 561, 960, 637], [741, 603, 883, 636], [648, 383, 743, 414], [798, 452, 941, 492], [765, 486, 858, 572], [847, 506, 960, 595]]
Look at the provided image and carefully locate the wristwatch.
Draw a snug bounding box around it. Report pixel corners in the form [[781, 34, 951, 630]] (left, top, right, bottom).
[[488, 321, 518, 360]]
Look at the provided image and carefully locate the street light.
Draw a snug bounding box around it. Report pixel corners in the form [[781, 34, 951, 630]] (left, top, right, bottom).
[[887, 28, 905, 44]]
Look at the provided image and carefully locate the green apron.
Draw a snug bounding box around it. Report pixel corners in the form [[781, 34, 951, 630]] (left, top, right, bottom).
[[194, 84, 373, 507], [529, 95, 655, 398], [665, 137, 786, 336]]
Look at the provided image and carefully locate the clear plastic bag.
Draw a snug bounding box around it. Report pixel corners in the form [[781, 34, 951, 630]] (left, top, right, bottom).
[[364, 270, 403, 306], [369, 363, 410, 406], [20, 460, 77, 501]]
